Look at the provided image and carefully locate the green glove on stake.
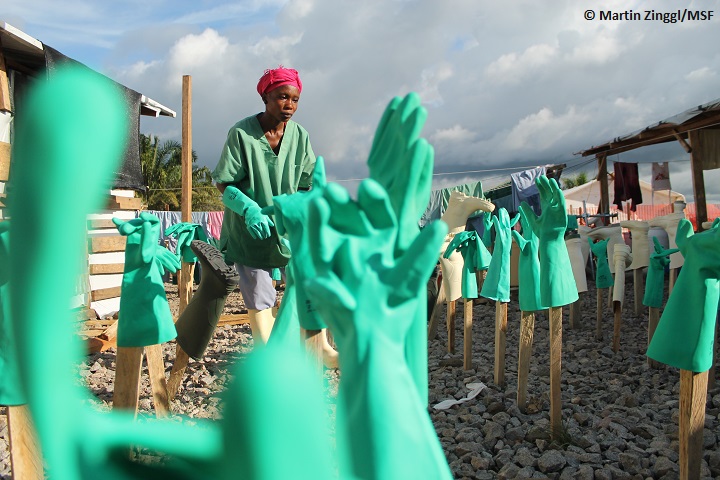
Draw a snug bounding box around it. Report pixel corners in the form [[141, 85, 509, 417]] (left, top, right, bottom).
[[480, 211, 493, 248], [643, 237, 679, 309], [165, 222, 208, 263], [0, 222, 26, 406], [512, 208, 546, 312], [519, 176, 578, 307], [589, 238, 614, 289], [113, 212, 180, 347], [223, 185, 275, 240], [480, 208, 519, 303], [443, 230, 491, 299], [305, 179, 452, 480], [367, 93, 435, 402], [646, 219, 720, 372], [262, 157, 329, 331]]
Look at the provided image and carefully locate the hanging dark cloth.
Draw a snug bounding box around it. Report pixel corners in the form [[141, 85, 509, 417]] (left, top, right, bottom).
[[613, 161, 642, 211]]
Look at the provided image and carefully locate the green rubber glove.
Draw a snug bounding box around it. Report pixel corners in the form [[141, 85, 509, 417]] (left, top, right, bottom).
[[566, 214, 579, 232], [0, 221, 26, 406], [512, 208, 546, 312], [443, 230, 491, 299], [304, 179, 452, 480], [223, 185, 275, 240], [480, 208, 518, 303], [114, 211, 180, 347], [646, 219, 720, 372], [480, 211, 493, 248], [590, 238, 614, 289], [519, 176, 578, 307], [642, 237, 679, 308], [262, 157, 328, 332], [165, 222, 208, 263], [367, 93, 435, 403]]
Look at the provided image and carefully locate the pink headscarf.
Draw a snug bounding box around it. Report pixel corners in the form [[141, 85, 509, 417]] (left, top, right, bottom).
[[256, 66, 303, 96]]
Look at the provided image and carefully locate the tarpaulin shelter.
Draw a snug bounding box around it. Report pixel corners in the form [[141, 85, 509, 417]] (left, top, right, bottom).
[[577, 97, 720, 230]]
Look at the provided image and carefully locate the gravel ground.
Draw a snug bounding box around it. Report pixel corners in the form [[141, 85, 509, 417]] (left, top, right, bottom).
[[2, 276, 720, 479]]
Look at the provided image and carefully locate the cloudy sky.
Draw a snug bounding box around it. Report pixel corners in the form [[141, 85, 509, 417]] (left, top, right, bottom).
[[4, 0, 720, 202]]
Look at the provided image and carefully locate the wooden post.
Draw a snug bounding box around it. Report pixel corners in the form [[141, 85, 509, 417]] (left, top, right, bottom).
[[679, 369, 708, 480], [597, 153, 609, 222], [463, 298, 473, 370], [549, 306, 563, 438], [0, 47, 12, 113], [647, 307, 661, 369], [7, 405, 43, 480], [596, 287, 603, 341], [494, 301, 507, 386], [113, 346, 144, 415], [446, 300, 456, 354], [669, 268, 677, 296], [709, 316, 718, 391], [633, 269, 643, 317], [144, 344, 170, 417], [427, 279, 446, 341], [302, 329, 324, 371], [169, 75, 195, 400], [613, 301, 622, 353], [517, 310, 535, 412], [688, 129, 708, 231]]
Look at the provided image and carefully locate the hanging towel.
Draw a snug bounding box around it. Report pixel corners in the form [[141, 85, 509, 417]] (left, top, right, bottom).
[[613, 162, 642, 212], [510, 166, 546, 214], [651, 162, 671, 191]]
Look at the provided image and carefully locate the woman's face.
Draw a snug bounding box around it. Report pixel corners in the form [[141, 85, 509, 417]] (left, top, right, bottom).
[[263, 85, 301, 123]]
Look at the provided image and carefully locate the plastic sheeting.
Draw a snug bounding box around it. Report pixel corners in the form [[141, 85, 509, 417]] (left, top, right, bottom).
[[43, 46, 144, 191]]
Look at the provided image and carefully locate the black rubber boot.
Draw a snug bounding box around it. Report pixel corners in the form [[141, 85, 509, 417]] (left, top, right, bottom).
[[175, 240, 239, 359]]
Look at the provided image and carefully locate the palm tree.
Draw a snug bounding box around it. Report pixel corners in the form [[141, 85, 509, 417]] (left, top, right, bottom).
[[139, 134, 223, 211]]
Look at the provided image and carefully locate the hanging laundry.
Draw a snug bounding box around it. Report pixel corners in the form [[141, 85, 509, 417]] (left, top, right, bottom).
[[510, 166, 546, 215], [613, 161, 642, 212], [651, 162, 671, 191]]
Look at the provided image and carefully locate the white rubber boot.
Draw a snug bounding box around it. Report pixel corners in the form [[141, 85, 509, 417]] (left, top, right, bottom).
[[565, 236, 588, 293], [248, 308, 276, 347], [612, 244, 632, 305], [619, 220, 650, 270], [649, 212, 686, 269]]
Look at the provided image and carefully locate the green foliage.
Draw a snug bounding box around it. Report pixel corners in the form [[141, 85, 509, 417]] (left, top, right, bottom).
[[139, 134, 223, 211], [561, 171, 590, 190]]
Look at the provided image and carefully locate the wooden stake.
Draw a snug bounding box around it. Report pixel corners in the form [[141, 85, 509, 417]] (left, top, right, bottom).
[[303, 328, 324, 371], [494, 301, 508, 386], [647, 307, 661, 369], [596, 287, 603, 341], [446, 300, 456, 354], [669, 268, 677, 295], [463, 298, 473, 370], [427, 278, 446, 341], [517, 310, 535, 412], [167, 346, 190, 401], [113, 346, 144, 415], [569, 299, 581, 330], [613, 301, 622, 353], [709, 316, 718, 391], [633, 269, 643, 317], [679, 369, 708, 480], [7, 405, 43, 480], [145, 344, 170, 417], [549, 306, 563, 439]]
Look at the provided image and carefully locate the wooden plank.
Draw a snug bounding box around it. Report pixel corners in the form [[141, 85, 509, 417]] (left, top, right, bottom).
[[517, 310, 535, 413], [88, 235, 126, 253], [613, 301, 622, 353], [647, 307, 661, 369], [569, 300, 580, 329], [0, 141, 10, 181], [597, 154, 609, 222], [217, 313, 250, 326], [427, 278, 446, 341], [463, 298, 473, 370], [596, 287, 603, 341], [679, 369, 708, 480], [89, 263, 125, 275], [179, 262, 194, 312], [113, 346, 144, 416], [167, 345, 189, 401], [87, 218, 118, 229], [0, 50, 10, 113], [633, 269, 643, 317], [181, 75, 192, 222], [493, 301, 507, 387], [7, 405, 44, 480], [549, 306, 563, 439], [91, 286, 122, 302], [145, 344, 170, 418]]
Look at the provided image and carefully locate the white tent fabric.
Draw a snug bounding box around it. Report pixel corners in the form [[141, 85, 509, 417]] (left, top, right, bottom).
[[563, 178, 685, 213]]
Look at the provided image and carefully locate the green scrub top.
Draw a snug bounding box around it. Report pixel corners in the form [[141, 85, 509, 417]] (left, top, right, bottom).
[[213, 114, 315, 268]]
